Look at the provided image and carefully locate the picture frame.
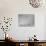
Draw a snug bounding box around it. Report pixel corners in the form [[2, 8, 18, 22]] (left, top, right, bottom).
[[18, 14, 35, 27]]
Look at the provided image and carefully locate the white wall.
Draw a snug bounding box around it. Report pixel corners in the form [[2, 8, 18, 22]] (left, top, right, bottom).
[[44, 15, 46, 40], [0, 0, 46, 40]]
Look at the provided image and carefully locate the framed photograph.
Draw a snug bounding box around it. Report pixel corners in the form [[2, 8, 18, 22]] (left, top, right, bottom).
[[18, 14, 35, 27]]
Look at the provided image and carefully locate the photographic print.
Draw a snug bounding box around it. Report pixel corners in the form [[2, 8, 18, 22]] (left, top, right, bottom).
[[18, 14, 35, 27]]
